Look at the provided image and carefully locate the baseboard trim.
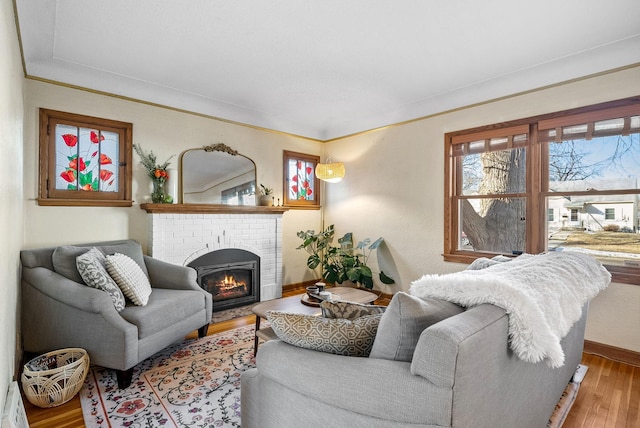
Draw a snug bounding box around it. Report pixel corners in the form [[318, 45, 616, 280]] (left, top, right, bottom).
[[584, 340, 640, 367], [282, 280, 319, 293]]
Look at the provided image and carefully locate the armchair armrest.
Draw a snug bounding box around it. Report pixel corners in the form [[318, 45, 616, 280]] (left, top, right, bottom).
[[144, 256, 200, 291], [22, 266, 117, 314]]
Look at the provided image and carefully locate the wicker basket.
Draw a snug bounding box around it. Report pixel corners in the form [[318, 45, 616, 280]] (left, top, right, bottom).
[[21, 348, 90, 408]]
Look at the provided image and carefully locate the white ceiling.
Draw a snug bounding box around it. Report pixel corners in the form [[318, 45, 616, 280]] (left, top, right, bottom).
[[15, 0, 640, 141]]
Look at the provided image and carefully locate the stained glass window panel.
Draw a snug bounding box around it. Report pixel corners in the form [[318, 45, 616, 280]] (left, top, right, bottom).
[[54, 125, 119, 193], [288, 159, 315, 201]]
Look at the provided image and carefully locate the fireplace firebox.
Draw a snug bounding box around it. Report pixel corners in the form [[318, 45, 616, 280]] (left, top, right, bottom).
[[187, 249, 260, 312]]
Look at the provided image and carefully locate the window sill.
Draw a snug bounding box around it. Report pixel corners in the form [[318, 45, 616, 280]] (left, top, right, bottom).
[[37, 198, 133, 207], [443, 252, 639, 286]]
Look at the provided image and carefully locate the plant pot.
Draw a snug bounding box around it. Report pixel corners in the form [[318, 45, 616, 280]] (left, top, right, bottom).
[[259, 195, 273, 206]]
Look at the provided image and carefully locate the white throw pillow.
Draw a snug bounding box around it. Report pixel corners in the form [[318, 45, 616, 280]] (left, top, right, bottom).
[[76, 247, 126, 311], [106, 253, 152, 306]]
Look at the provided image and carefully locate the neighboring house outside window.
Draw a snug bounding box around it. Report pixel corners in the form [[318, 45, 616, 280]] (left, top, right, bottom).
[[444, 96, 640, 284], [605, 208, 615, 220]]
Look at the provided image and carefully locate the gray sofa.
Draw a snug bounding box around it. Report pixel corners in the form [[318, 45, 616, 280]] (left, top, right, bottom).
[[241, 302, 587, 427], [20, 239, 212, 388]]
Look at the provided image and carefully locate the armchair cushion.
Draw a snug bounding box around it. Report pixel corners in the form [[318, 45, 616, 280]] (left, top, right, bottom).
[[119, 288, 206, 339], [52, 240, 150, 284], [267, 311, 383, 357], [52, 245, 90, 283], [369, 292, 464, 362], [76, 248, 126, 311], [106, 253, 152, 306]]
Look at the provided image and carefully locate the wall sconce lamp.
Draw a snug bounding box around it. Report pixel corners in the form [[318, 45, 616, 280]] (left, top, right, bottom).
[[315, 159, 345, 183]]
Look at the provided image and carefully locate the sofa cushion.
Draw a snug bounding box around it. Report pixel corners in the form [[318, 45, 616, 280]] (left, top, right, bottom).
[[267, 311, 383, 357], [76, 247, 126, 312], [52, 246, 91, 283], [106, 253, 152, 306], [119, 288, 205, 339], [320, 300, 386, 319], [369, 292, 464, 362]]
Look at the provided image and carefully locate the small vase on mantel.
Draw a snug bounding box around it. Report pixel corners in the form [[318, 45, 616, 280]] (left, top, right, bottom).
[[151, 179, 167, 203]]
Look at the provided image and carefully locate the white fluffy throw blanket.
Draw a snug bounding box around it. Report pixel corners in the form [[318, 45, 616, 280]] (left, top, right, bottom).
[[409, 252, 610, 368]]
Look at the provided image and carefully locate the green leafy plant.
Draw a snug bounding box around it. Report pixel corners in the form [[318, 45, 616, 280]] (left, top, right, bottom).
[[297, 224, 395, 289], [260, 184, 273, 196]]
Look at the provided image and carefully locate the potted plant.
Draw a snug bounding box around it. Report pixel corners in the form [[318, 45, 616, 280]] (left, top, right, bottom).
[[259, 184, 273, 206], [296, 224, 395, 289]]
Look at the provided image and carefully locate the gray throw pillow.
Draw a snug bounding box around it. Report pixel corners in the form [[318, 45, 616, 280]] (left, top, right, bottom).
[[76, 247, 126, 312], [267, 311, 383, 357], [369, 292, 464, 362], [320, 300, 386, 319], [52, 246, 91, 283]]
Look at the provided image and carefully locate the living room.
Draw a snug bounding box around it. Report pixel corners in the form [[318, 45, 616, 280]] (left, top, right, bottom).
[[2, 1, 640, 426]]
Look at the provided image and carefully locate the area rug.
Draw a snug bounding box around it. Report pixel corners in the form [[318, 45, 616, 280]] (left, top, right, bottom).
[[79, 325, 256, 427], [548, 364, 588, 428], [210, 303, 258, 324]]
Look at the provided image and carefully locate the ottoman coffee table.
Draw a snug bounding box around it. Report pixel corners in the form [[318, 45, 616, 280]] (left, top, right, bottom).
[[252, 286, 378, 355]]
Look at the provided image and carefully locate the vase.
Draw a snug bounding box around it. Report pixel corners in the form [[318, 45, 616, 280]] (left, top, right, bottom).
[[151, 179, 167, 203]]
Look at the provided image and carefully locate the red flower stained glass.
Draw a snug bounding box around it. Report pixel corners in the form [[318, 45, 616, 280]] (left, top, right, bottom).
[[90, 131, 105, 144], [60, 170, 75, 183], [288, 159, 315, 201], [55, 125, 119, 193], [62, 134, 77, 147], [100, 154, 112, 165], [100, 170, 114, 181]]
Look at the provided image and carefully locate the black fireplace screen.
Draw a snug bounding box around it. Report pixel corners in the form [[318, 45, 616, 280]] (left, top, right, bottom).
[[201, 266, 252, 302], [187, 249, 260, 312]]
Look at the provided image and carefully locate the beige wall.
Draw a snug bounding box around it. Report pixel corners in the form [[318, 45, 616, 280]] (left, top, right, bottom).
[[23, 80, 322, 287], [325, 66, 640, 352], [16, 39, 640, 373], [1, 0, 25, 410]]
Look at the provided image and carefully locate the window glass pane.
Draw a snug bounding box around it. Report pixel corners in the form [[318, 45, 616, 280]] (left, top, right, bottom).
[[548, 134, 640, 191], [55, 125, 119, 192], [55, 124, 79, 189], [287, 159, 315, 201], [461, 147, 526, 195], [458, 197, 526, 254], [547, 195, 640, 266]]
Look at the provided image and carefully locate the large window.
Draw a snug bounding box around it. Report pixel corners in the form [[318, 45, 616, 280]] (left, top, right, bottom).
[[38, 109, 133, 206], [445, 96, 640, 284]]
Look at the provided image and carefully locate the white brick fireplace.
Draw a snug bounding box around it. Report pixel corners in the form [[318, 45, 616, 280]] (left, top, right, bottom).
[[142, 205, 286, 301]]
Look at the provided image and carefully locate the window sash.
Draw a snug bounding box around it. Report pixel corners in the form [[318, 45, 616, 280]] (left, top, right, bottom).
[[444, 96, 640, 284]]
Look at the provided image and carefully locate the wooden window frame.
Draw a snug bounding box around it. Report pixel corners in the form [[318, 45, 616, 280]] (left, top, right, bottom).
[[38, 109, 133, 207], [283, 150, 321, 209], [444, 95, 640, 285]]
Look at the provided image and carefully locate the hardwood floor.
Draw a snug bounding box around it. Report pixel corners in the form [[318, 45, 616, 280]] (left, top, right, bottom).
[[22, 310, 640, 427]]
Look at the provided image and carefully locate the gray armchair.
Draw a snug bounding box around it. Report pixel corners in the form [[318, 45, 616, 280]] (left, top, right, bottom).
[[20, 240, 212, 388]]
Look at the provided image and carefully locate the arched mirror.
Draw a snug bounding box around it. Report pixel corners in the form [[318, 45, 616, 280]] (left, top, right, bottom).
[[180, 144, 256, 205]]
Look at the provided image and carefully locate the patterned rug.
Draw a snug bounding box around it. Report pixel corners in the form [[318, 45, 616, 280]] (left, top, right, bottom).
[[79, 325, 256, 427], [210, 303, 258, 324]]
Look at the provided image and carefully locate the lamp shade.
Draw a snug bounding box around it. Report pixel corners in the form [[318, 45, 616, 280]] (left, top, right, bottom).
[[315, 162, 345, 183]]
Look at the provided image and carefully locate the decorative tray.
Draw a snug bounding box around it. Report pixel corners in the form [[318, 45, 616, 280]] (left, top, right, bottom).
[[300, 292, 342, 307]]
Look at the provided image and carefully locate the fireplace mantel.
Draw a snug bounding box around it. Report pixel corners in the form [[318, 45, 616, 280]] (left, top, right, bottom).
[[140, 203, 289, 214]]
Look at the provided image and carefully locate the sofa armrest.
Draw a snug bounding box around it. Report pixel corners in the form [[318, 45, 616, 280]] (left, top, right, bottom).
[[144, 256, 200, 291], [21, 266, 116, 314], [251, 340, 452, 426]]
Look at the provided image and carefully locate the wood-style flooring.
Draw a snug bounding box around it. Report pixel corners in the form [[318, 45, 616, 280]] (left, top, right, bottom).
[[22, 304, 640, 427]]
